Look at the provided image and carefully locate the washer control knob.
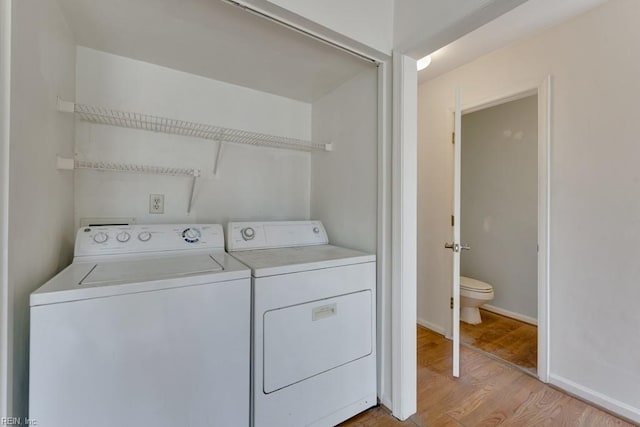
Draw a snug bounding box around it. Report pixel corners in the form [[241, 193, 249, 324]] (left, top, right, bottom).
[[313, 227, 320, 234], [241, 227, 256, 241], [138, 231, 152, 242], [116, 231, 131, 243], [182, 227, 201, 243], [93, 232, 108, 244]]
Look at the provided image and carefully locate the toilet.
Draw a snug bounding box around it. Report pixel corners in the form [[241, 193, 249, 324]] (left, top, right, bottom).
[[460, 276, 494, 325]]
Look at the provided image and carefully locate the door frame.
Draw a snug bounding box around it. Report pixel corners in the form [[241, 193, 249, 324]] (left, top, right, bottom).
[[391, 53, 417, 420], [456, 76, 552, 382]]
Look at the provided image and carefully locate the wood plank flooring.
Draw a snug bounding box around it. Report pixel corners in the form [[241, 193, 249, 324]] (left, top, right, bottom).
[[339, 326, 634, 427], [460, 309, 537, 374]]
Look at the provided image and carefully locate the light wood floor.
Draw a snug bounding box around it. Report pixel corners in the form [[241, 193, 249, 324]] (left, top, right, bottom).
[[460, 308, 537, 374], [340, 326, 633, 427]]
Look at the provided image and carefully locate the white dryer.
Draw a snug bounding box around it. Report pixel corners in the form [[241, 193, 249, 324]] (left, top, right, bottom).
[[29, 224, 251, 427], [226, 220, 377, 427]]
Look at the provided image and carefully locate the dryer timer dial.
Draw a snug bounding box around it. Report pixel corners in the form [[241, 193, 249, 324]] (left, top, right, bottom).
[[241, 227, 256, 241]]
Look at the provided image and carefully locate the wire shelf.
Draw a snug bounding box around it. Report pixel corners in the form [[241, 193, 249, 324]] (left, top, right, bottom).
[[57, 156, 201, 213], [72, 160, 200, 177], [60, 99, 331, 152]]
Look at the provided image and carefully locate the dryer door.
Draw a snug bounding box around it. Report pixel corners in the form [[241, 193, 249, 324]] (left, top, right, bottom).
[[263, 289, 372, 393]]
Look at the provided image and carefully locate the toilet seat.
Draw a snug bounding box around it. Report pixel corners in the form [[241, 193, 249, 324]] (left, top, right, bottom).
[[460, 276, 493, 293]]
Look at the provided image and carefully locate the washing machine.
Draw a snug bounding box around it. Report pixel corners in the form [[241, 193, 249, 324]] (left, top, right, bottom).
[[29, 224, 251, 427], [226, 220, 377, 427]]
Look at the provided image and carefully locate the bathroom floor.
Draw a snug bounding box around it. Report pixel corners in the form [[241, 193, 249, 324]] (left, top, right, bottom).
[[460, 308, 537, 375]]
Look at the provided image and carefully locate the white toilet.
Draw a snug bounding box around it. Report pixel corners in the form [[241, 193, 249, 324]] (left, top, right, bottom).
[[460, 276, 494, 325]]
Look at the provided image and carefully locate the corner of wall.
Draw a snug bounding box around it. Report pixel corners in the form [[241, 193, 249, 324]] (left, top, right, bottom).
[[7, 0, 76, 418]]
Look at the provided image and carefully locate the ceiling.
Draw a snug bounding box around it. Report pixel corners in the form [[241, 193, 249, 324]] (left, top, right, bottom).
[[418, 0, 609, 83], [394, 0, 528, 58], [56, 0, 374, 103]]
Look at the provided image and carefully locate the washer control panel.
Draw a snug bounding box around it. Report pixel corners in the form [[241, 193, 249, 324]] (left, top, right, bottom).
[[226, 221, 328, 251], [182, 227, 202, 243], [75, 224, 224, 257]]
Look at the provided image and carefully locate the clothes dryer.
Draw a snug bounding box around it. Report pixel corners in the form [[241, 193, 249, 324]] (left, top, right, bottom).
[[227, 220, 376, 427]]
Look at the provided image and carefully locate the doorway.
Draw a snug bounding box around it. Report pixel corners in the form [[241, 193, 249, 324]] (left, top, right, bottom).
[[446, 78, 551, 383], [459, 94, 539, 375]]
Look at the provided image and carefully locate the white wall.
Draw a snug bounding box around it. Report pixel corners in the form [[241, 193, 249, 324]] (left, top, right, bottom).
[[260, 0, 393, 55], [8, 0, 76, 418], [310, 66, 382, 397], [311, 68, 378, 253], [418, 0, 640, 421], [461, 96, 537, 320], [75, 47, 311, 226]]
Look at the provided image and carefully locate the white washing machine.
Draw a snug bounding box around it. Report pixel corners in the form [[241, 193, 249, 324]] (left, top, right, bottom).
[[226, 220, 377, 427], [29, 224, 251, 427]]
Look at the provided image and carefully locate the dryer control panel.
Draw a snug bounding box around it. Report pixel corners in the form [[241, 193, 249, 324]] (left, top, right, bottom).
[[226, 221, 328, 251], [74, 224, 224, 258]]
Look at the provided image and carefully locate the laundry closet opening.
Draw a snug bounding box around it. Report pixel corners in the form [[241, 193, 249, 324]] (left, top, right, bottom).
[[10, 0, 383, 421]]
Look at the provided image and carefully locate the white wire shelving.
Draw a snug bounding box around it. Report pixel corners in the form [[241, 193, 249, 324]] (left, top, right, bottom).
[[56, 97, 331, 214], [57, 98, 332, 152], [56, 157, 201, 213], [70, 159, 199, 177]]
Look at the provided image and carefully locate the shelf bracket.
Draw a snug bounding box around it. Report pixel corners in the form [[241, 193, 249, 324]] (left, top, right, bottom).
[[56, 156, 75, 170], [57, 97, 75, 113], [213, 136, 224, 176], [187, 170, 201, 215]]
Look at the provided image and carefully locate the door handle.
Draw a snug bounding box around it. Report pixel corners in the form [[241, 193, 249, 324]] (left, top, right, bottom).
[[444, 242, 471, 253], [444, 242, 459, 252]]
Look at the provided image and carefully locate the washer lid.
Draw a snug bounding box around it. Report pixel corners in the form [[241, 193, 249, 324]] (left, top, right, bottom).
[[230, 244, 375, 277], [30, 251, 250, 306], [460, 276, 493, 292], [81, 254, 223, 286]]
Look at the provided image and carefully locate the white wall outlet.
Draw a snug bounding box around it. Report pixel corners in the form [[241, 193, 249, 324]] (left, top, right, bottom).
[[149, 194, 164, 214]]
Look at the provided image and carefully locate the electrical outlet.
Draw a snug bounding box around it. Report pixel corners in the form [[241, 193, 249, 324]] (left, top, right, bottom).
[[149, 194, 164, 214]]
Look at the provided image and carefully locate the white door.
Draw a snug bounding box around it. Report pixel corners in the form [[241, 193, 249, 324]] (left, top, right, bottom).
[[445, 87, 468, 378]]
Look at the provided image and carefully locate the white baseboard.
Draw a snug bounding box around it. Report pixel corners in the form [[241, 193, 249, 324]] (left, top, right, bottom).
[[379, 394, 392, 411], [416, 317, 446, 336], [482, 304, 537, 325], [549, 374, 640, 424]]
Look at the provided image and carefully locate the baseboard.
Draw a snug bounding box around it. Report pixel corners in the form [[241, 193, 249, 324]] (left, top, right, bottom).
[[482, 304, 537, 325], [416, 318, 446, 336], [379, 395, 392, 411], [549, 374, 640, 424]]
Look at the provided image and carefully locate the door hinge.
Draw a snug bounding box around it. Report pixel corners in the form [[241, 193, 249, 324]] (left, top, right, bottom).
[[451, 215, 455, 227], [450, 297, 454, 309], [452, 132, 455, 144]]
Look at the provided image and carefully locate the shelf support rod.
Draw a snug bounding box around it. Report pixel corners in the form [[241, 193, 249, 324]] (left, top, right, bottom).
[[187, 170, 201, 214], [213, 133, 224, 176]]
